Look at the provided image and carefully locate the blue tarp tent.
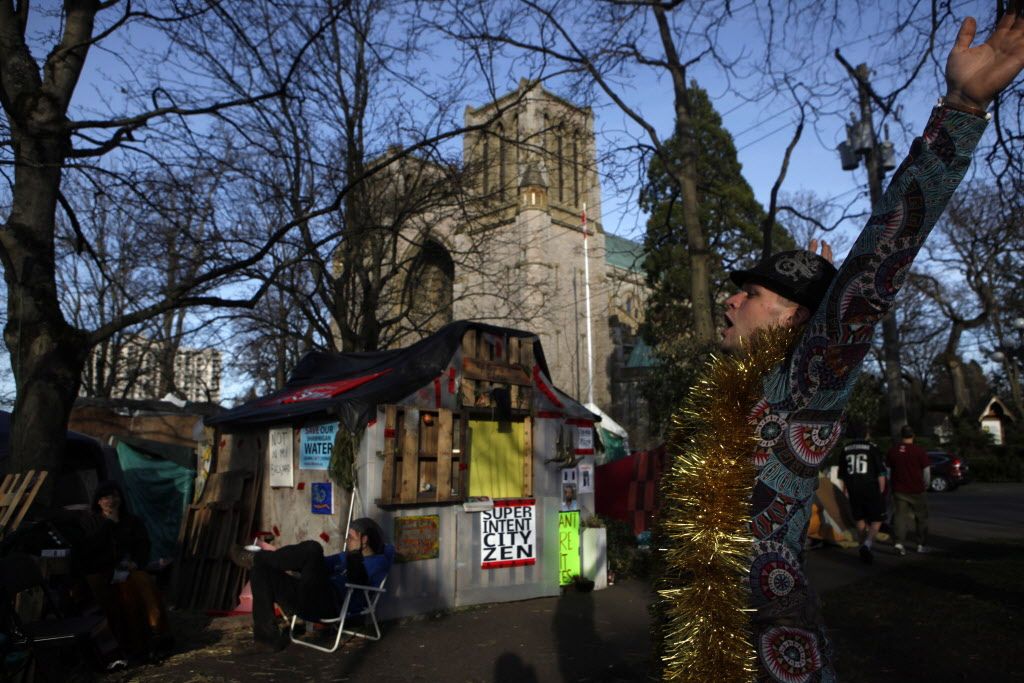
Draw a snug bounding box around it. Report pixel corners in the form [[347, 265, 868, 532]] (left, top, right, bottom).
[[112, 436, 195, 563]]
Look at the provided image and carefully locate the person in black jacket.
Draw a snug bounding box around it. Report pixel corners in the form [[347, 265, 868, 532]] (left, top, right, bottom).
[[838, 423, 887, 564], [83, 481, 173, 660]]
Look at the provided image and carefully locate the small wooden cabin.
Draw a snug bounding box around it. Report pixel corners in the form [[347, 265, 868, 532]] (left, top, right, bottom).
[[176, 322, 602, 617]]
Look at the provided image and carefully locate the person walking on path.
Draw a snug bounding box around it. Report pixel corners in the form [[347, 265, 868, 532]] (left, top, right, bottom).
[[655, 9, 1024, 682], [887, 426, 932, 556], [838, 424, 887, 564]]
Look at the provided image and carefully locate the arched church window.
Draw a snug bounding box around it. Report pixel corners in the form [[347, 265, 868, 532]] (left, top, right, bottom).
[[481, 133, 490, 196], [498, 122, 507, 201], [406, 240, 455, 334], [572, 136, 580, 207], [556, 130, 565, 204]]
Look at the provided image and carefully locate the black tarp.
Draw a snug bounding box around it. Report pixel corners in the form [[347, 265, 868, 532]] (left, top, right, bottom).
[[0, 409, 116, 508], [207, 321, 591, 430]]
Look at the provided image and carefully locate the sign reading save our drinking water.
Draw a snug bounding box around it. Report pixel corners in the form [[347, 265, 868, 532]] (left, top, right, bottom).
[[299, 422, 338, 470], [480, 499, 536, 569]]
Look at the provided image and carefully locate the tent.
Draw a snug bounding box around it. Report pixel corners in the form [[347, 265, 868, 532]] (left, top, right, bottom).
[[0, 410, 113, 510], [112, 436, 195, 562], [595, 445, 665, 534], [583, 402, 630, 464]]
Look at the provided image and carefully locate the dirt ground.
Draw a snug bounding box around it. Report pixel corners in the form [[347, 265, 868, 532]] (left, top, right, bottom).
[[105, 541, 1024, 682], [111, 578, 654, 683]]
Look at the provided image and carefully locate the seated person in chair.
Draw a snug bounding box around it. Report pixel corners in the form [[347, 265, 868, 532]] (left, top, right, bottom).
[[245, 517, 391, 652], [80, 481, 173, 661]]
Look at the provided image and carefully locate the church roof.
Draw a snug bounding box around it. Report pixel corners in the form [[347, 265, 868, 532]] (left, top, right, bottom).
[[519, 161, 547, 189], [604, 233, 646, 274]]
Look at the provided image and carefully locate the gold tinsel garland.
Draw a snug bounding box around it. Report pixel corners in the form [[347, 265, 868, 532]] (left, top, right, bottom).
[[656, 326, 799, 682]]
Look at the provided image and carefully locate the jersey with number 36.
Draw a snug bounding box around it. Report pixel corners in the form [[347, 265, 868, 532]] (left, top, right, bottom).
[[838, 439, 885, 492]]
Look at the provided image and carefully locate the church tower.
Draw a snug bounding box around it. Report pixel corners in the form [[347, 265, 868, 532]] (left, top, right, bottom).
[[454, 80, 613, 409]]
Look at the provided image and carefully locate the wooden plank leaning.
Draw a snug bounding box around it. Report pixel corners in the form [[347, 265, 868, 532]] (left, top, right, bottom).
[[0, 473, 21, 530], [0, 470, 47, 536], [9, 470, 46, 532]]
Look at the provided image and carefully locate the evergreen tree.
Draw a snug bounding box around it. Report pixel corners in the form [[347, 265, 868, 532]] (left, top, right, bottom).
[[639, 82, 794, 428]]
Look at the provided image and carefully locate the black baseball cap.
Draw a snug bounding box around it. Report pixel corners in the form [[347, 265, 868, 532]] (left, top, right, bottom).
[[729, 250, 837, 311]]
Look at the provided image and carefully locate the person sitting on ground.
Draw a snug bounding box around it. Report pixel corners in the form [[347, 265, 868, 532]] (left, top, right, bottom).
[[238, 517, 391, 652], [80, 480, 173, 661]]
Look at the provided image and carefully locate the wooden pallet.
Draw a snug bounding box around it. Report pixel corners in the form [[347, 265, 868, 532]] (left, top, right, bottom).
[[171, 467, 257, 611], [0, 470, 47, 538], [460, 330, 533, 410]]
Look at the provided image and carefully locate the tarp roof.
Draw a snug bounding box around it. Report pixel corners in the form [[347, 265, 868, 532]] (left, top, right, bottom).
[[583, 403, 628, 438], [112, 434, 196, 470], [207, 321, 592, 431], [74, 396, 223, 418]]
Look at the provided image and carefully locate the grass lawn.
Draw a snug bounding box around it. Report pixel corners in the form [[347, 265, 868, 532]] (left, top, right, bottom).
[[822, 540, 1024, 682]]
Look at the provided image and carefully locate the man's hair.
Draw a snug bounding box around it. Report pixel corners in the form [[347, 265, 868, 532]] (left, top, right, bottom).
[[90, 480, 126, 514], [349, 517, 386, 554], [900, 425, 915, 439]]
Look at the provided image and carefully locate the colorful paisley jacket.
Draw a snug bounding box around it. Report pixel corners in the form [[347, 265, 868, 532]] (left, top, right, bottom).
[[748, 107, 987, 683]]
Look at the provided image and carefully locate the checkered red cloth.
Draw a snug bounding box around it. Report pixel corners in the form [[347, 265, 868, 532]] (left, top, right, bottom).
[[595, 445, 666, 535]]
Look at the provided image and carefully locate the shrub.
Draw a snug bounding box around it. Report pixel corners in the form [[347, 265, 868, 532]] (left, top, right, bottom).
[[601, 516, 653, 580]]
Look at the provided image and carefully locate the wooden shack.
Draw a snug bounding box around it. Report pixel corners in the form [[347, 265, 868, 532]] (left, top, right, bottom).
[[176, 322, 603, 616]]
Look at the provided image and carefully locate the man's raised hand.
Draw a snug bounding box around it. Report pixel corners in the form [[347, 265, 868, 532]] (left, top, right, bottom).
[[945, 4, 1024, 111], [807, 239, 834, 265]]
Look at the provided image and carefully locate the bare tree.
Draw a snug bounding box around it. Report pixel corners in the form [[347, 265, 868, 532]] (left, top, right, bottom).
[[215, 0, 565, 394], [914, 185, 1024, 419], [0, 1, 482, 488]]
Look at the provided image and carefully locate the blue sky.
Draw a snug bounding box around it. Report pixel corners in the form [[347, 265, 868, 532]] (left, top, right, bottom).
[[587, 0, 994, 251]]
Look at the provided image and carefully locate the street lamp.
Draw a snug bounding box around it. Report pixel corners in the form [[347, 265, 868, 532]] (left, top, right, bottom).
[[990, 317, 1024, 365]]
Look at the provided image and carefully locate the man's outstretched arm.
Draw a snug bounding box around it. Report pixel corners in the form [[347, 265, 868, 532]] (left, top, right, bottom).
[[786, 10, 1024, 409]]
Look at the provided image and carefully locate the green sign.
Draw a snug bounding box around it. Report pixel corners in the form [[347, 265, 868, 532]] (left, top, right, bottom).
[[558, 511, 580, 586]]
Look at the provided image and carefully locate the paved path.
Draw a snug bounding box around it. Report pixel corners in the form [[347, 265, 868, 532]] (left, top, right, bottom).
[[805, 482, 1024, 593], [124, 483, 1023, 682]]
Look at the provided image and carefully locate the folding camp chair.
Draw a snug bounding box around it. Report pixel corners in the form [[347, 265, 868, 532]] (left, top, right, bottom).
[[287, 544, 395, 654]]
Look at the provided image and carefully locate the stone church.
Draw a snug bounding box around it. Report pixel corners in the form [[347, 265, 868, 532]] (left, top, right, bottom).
[[385, 80, 655, 448]]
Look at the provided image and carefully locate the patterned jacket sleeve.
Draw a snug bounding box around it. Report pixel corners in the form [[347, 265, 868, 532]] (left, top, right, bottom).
[[785, 108, 988, 411]]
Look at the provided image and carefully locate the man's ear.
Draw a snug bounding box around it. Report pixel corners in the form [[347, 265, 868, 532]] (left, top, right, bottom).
[[786, 305, 811, 327]]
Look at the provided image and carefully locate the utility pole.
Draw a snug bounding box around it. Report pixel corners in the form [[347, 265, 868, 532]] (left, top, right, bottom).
[[839, 62, 908, 439]]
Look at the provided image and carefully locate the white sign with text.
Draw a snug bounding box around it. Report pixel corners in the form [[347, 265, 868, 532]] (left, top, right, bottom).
[[480, 499, 536, 569], [268, 427, 294, 488]]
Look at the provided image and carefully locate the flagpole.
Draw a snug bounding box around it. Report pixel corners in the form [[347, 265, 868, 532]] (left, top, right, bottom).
[[582, 203, 594, 406]]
